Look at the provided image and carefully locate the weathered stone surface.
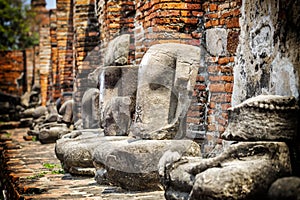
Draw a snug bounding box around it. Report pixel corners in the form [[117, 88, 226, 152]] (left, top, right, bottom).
[[98, 65, 138, 107], [20, 117, 34, 127], [162, 156, 203, 200], [56, 92, 73, 111], [39, 125, 70, 144], [68, 167, 96, 176], [55, 131, 129, 173], [59, 99, 73, 125], [131, 43, 200, 139], [222, 95, 299, 141], [93, 139, 201, 191], [232, 0, 300, 105], [81, 88, 100, 129], [97, 65, 138, 133], [32, 106, 47, 119], [0, 127, 165, 200], [102, 96, 133, 136], [20, 86, 41, 108], [45, 102, 59, 123], [268, 177, 300, 200], [162, 142, 291, 200], [55, 130, 102, 167], [21, 108, 35, 118], [206, 28, 227, 56], [20, 91, 31, 107], [104, 34, 130, 66]]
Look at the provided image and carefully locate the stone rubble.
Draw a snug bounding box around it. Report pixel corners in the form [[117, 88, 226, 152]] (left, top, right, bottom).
[[160, 95, 299, 200], [0, 127, 164, 199], [54, 43, 202, 192]]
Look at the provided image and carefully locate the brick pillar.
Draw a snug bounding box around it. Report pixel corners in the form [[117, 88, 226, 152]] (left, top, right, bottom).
[[56, 0, 74, 94], [0, 51, 25, 96], [39, 21, 51, 105], [134, 0, 202, 64], [73, 0, 100, 120], [96, 0, 135, 65], [25, 48, 34, 93], [201, 0, 241, 154], [33, 46, 40, 88], [49, 9, 60, 101]]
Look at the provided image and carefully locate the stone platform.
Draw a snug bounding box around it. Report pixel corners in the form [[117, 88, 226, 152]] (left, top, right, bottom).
[[0, 125, 164, 199]]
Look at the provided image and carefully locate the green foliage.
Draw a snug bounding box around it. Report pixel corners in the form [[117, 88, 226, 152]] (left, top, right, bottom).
[[51, 169, 65, 174], [26, 163, 64, 179], [4, 132, 11, 138], [26, 171, 47, 179], [43, 163, 60, 169], [31, 136, 37, 142], [43, 163, 65, 174], [0, 0, 39, 50]]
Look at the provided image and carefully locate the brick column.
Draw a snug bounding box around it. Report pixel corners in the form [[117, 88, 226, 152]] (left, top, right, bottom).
[[25, 48, 34, 93], [49, 9, 60, 101], [56, 0, 74, 94], [201, 0, 241, 154], [39, 21, 51, 106], [134, 0, 202, 64], [96, 0, 135, 65], [73, 0, 100, 120], [0, 51, 25, 96], [33, 46, 40, 88]]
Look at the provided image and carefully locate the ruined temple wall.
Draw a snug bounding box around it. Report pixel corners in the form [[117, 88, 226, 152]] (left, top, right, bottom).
[[50, 9, 60, 101], [96, 0, 135, 65], [0, 51, 26, 96], [134, 0, 202, 64], [0, 47, 41, 99], [92, 0, 241, 150], [230, 0, 300, 169], [25, 48, 35, 93], [56, 0, 74, 94], [39, 21, 51, 105], [73, 0, 100, 120], [201, 0, 242, 153], [33, 46, 40, 88], [232, 0, 300, 105]]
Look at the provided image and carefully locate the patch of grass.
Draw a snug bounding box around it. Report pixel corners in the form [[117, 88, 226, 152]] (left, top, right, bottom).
[[4, 132, 11, 138], [31, 136, 37, 142], [42, 163, 64, 175], [26, 171, 48, 179], [51, 169, 65, 174], [43, 163, 55, 169], [43, 163, 61, 169]]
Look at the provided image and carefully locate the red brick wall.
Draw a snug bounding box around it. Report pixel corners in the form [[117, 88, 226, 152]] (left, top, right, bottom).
[[134, 0, 202, 63], [0, 0, 242, 155], [33, 46, 40, 87], [96, 0, 135, 65], [49, 9, 60, 101], [39, 21, 51, 106], [201, 0, 241, 153], [25, 48, 35, 93], [92, 1, 241, 153], [56, 0, 74, 94], [73, 0, 100, 120], [0, 51, 26, 96]]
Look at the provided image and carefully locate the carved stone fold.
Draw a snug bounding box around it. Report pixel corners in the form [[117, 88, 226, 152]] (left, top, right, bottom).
[[93, 139, 201, 191], [222, 95, 299, 141], [55, 131, 128, 173], [162, 142, 291, 200]]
